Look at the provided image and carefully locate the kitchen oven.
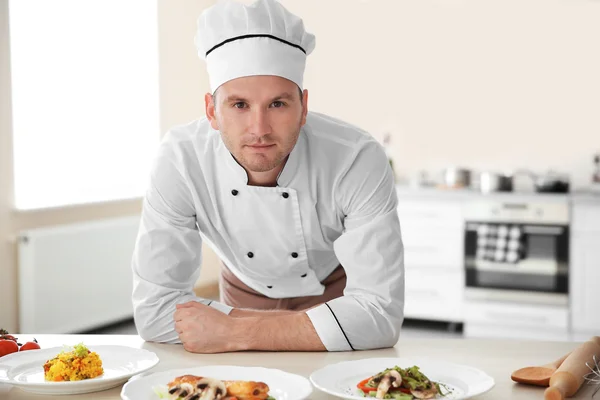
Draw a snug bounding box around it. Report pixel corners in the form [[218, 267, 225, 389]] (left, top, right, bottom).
[[462, 196, 571, 341]]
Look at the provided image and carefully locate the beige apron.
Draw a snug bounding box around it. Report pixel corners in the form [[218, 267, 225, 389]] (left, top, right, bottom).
[[219, 262, 346, 311]]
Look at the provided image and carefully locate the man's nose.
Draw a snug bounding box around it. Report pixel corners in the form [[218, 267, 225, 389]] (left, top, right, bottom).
[[249, 108, 272, 137]]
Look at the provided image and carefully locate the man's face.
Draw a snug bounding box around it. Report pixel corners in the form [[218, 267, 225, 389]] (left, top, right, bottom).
[[206, 75, 308, 173]]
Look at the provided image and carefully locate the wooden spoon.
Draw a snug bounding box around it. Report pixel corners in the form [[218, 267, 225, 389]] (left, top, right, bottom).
[[511, 352, 571, 387]]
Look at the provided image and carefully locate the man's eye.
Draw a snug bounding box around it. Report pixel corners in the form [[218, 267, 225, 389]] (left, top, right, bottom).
[[233, 102, 247, 109], [271, 101, 285, 108]]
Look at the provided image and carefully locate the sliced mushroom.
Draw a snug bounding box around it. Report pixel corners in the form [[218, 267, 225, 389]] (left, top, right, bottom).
[[196, 377, 227, 400], [168, 382, 196, 399], [375, 370, 402, 399], [167, 376, 227, 400], [410, 381, 438, 399]]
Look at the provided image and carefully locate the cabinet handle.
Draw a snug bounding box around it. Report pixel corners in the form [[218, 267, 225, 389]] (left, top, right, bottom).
[[502, 203, 529, 210], [486, 311, 547, 324]]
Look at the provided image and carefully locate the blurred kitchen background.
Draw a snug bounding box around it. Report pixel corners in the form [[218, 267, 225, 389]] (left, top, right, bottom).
[[1, 0, 599, 341]]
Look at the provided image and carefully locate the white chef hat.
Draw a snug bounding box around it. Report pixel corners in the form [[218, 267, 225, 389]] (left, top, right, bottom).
[[195, 0, 316, 93]]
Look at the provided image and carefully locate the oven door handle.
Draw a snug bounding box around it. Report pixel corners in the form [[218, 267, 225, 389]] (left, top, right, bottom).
[[523, 225, 565, 235]]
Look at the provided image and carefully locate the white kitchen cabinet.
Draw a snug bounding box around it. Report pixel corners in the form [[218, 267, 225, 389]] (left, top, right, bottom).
[[570, 201, 600, 338], [571, 202, 600, 232], [397, 197, 464, 269], [396, 199, 463, 231], [402, 231, 463, 269], [404, 266, 464, 322], [464, 299, 570, 341], [397, 194, 465, 323], [465, 299, 569, 331]]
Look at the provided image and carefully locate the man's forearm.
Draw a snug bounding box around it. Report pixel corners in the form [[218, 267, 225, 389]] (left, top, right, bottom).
[[229, 308, 296, 317], [231, 312, 326, 351]]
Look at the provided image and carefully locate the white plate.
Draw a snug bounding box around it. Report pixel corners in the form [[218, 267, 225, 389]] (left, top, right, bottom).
[[121, 365, 313, 400], [309, 357, 495, 400], [0, 345, 159, 395]]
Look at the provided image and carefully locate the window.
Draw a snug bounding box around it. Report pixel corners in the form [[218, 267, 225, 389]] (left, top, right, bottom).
[[9, 0, 160, 210]]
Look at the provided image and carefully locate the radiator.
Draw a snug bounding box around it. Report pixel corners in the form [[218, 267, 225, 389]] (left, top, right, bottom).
[[18, 215, 141, 334]]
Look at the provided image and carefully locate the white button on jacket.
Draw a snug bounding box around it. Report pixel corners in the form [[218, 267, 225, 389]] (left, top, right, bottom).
[[132, 111, 405, 351]]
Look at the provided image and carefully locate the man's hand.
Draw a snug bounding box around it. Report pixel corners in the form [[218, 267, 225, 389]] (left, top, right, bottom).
[[174, 302, 248, 353]]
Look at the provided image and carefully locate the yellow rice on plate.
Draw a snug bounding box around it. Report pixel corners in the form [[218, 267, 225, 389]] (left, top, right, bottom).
[[43, 343, 104, 382]]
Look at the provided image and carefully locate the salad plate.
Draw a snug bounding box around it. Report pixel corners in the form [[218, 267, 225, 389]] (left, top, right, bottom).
[[309, 357, 494, 400]]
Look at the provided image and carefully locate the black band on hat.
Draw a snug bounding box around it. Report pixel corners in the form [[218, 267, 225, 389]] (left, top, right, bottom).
[[206, 34, 306, 57]]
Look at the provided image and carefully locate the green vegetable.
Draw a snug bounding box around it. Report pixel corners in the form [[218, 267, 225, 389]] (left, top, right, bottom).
[[152, 385, 172, 399], [436, 381, 452, 396], [364, 365, 446, 399], [72, 343, 89, 358], [59, 342, 90, 358]]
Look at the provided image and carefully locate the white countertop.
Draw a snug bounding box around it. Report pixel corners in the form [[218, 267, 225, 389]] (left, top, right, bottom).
[[395, 185, 574, 204], [395, 184, 600, 206], [1, 335, 598, 399]]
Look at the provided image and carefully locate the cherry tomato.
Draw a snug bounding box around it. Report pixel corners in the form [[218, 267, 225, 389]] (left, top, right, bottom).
[[357, 378, 411, 395], [20, 338, 41, 351], [0, 333, 18, 342], [357, 378, 377, 393], [0, 339, 19, 357]]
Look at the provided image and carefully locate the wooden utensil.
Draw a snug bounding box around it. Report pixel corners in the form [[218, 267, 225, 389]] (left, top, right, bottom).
[[511, 352, 571, 386], [544, 336, 600, 400]]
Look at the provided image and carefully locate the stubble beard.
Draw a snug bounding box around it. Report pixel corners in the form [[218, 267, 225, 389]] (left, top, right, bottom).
[[222, 124, 302, 173]]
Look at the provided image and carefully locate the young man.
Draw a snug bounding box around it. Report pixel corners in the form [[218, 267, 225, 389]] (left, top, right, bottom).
[[132, 0, 404, 353]]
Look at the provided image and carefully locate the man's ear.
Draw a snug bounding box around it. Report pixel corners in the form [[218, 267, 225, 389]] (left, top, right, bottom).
[[300, 89, 309, 126], [205, 92, 219, 130]]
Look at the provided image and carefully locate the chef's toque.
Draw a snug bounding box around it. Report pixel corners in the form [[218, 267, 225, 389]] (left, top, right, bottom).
[[195, 0, 316, 93]]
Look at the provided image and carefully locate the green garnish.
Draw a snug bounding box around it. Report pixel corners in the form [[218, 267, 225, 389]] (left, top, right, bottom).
[[436, 382, 452, 396], [59, 342, 89, 358], [73, 343, 89, 358], [364, 365, 446, 399]]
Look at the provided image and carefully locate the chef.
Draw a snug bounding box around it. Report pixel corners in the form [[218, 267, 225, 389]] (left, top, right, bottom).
[[131, 0, 405, 353]]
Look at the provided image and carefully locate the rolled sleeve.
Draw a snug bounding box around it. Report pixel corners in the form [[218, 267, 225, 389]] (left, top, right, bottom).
[[206, 300, 233, 314], [306, 140, 404, 351], [305, 303, 353, 351]]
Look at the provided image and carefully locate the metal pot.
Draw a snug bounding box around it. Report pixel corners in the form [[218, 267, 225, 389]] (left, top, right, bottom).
[[512, 169, 570, 193], [535, 172, 570, 193], [443, 167, 471, 188], [478, 172, 513, 193]]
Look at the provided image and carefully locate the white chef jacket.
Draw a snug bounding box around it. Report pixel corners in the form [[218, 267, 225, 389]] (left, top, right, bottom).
[[131, 111, 405, 351]]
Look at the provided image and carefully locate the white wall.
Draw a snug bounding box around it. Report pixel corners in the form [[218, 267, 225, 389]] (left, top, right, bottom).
[[3, 0, 600, 331], [0, 0, 17, 333], [0, 0, 219, 333], [281, 0, 600, 188], [158, 0, 215, 134]]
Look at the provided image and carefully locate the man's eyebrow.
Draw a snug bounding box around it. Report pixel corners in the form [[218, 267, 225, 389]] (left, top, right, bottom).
[[222, 92, 296, 103], [271, 92, 295, 101], [224, 95, 249, 103]]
